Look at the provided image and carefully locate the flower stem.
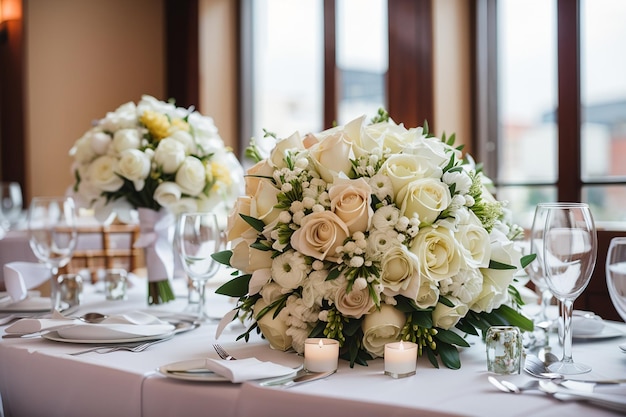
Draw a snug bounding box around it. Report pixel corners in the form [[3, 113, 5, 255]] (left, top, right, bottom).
[[147, 279, 175, 305]]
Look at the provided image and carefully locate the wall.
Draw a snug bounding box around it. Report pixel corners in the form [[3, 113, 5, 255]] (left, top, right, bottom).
[[25, 0, 165, 200]]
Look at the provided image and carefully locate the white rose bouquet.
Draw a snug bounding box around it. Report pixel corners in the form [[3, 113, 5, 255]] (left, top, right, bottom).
[[213, 110, 533, 369], [70, 95, 244, 304]]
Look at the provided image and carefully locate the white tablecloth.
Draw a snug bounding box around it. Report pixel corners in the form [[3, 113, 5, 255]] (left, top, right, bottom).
[[1, 278, 625, 417]]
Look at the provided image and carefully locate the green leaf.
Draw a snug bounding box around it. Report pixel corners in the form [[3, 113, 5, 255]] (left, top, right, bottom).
[[211, 250, 233, 266], [240, 214, 265, 232], [425, 347, 439, 368], [520, 253, 536, 268], [411, 310, 433, 328], [437, 342, 461, 369], [435, 328, 471, 348], [215, 274, 252, 297], [488, 260, 517, 270], [326, 267, 341, 281], [438, 296, 454, 308], [455, 319, 479, 336]]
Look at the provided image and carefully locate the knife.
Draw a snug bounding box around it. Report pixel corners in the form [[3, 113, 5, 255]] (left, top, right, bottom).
[[259, 369, 336, 388]]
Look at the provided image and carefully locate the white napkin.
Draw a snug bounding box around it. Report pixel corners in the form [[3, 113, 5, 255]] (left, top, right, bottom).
[[5, 310, 175, 339], [204, 358, 297, 383], [3, 262, 51, 301], [572, 315, 605, 336]]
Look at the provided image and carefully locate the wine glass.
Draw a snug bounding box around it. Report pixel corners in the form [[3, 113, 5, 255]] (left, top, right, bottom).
[[176, 212, 221, 321], [28, 196, 78, 309], [606, 237, 626, 322], [0, 181, 23, 234], [525, 229, 554, 327], [535, 202, 597, 375]]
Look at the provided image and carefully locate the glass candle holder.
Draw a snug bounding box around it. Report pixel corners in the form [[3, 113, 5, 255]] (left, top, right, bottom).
[[304, 338, 339, 372], [486, 326, 523, 375], [56, 273, 83, 309], [104, 268, 128, 301], [384, 341, 417, 378]]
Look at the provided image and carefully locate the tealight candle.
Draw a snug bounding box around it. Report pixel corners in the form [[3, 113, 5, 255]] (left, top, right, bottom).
[[304, 338, 340, 372], [384, 341, 417, 378]]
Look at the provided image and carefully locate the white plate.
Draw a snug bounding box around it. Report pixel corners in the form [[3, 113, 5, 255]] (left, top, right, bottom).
[[157, 358, 228, 382], [42, 330, 175, 344], [619, 343, 626, 353], [0, 296, 57, 313], [573, 323, 625, 341]]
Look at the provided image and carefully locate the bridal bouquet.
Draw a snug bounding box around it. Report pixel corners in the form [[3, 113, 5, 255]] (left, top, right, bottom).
[[214, 110, 533, 369], [70, 95, 244, 303]]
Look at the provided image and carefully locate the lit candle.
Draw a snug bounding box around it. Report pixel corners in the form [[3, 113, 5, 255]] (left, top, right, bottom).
[[384, 341, 417, 378], [304, 338, 340, 372]]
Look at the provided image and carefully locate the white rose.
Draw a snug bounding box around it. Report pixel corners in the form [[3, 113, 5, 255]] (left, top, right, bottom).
[[168, 197, 198, 215], [361, 304, 407, 357], [290, 211, 350, 262], [328, 177, 373, 234], [245, 159, 274, 196], [175, 156, 206, 196], [253, 298, 293, 351], [414, 276, 439, 309], [402, 136, 455, 168], [227, 196, 256, 242], [270, 132, 305, 168], [112, 129, 141, 153], [169, 130, 196, 154], [456, 210, 491, 269], [154, 138, 186, 174], [116, 149, 151, 191], [410, 225, 462, 282], [380, 154, 439, 195], [87, 155, 124, 192], [309, 133, 354, 183], [153, 181, 182, 209], [334, 283, 376, 319], [260, 282, 285, 305], [380, 245, 421, 300], [361, 119, 411, 154], [70, 132, 98, 163], [91, 131, 112, 155], [432, 297, 469, 330], [250, 180, 281, 224], [99, 102, 138, 131], [397, 178, 451, 225]]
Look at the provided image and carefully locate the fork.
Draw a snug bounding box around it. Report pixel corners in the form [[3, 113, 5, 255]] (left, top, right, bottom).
[[213, 343, 237, 360], [70, 337, 172, 355]]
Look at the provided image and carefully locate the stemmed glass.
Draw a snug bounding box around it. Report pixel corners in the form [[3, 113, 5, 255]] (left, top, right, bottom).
[[534, 202, 597, 375], [606, 237, 626, 322], [28, 196, 78, 309], [176, 212, 221, 321], [524, 231, 554, 328], [0, 181, 23, 235]]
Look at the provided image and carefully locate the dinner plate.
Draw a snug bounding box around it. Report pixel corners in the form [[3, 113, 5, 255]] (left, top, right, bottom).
[[157, 358, 228, 382], [573, 323, 625, 341], [42, 330, 175, 344]]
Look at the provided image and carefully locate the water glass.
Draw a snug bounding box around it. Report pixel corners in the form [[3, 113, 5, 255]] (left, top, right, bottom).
[[486, 326, 523, 375], [606, 237, 626, 322], [104, 268, 128, 301]]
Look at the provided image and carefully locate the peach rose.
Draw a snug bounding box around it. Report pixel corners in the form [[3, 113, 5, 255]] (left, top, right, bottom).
[[290, 211, 350, 262], [329, 177, 373, 234]]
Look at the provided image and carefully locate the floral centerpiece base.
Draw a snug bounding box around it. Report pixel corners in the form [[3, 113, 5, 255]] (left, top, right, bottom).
[[214, 110, 533, 369]]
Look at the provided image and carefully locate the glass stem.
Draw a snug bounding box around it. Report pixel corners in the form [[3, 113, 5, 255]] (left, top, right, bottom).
[[561, 298, 574, 363], [197, 280, 207, 320], [539, 287, 552, 322]]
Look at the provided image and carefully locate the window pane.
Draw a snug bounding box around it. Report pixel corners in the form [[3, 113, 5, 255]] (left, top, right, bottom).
[[497, 0, 557, 184], [496, 185, 557, 229], [581, 0, 626, 180], [251, 0, 323, 155], [336, 0, 388, 124], [583, 185, 626, 223]]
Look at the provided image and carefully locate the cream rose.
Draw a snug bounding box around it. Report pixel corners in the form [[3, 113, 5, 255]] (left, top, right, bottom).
[[290, 211, 350, 262], [380, 245, 421, 300], [112, 128, 141, 153], [456, 211, 491, 269], [227, 196, 255, 242], [414, 276, 440, 309], [309, 133, 354, 183], [270, 132, 305, 168], [328, 177, 373, 234], [410, 225, 462, 282], [380, 154, 439, 195], [334, 284, 375, 319], [175, 156, 206, 196], [253, 298, 292, 351], [70, 134, 97, 164], [116, 149, 151, 191], [397, 178, 451, 225], [87, 155, 124, 192], [153, 138, 186, 174], [153, 181, 182, 208], [250, 180, 281, 224], [432, 297, 469, 330], [361, 119, 412, 154], [361, 304, 407, 357], [90, 131, 113, 155], [245, 159, 274, 196]]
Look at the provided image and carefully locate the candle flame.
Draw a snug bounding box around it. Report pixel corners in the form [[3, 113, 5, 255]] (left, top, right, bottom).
[[318, 339, 324, 348], [399, 340, 404, 351]]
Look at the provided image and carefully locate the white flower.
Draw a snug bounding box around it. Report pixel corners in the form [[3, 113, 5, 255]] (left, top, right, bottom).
[[175, 156, 206, 196], [154, 138, 186, 174], [87, 155, 124, 192], [432, 296, 469, 330], [410, 225, 462, 282], [112, 129, 141, 153], [361, 304, 407, 357], [397, 178, 451, 225], [116, 149, 151, 191], [271, 250, 309, 290]]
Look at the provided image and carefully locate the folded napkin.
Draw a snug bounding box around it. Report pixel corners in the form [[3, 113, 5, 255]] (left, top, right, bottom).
[[5, 310, 175, 340], [204, 357, 297, 383], [3, 262, 51, 302], [572, 314, 605, 336]]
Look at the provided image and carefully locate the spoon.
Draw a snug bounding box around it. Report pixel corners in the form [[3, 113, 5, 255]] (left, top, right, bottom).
[[525, 354, 626, 384], [76, 312, 108, 323]]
